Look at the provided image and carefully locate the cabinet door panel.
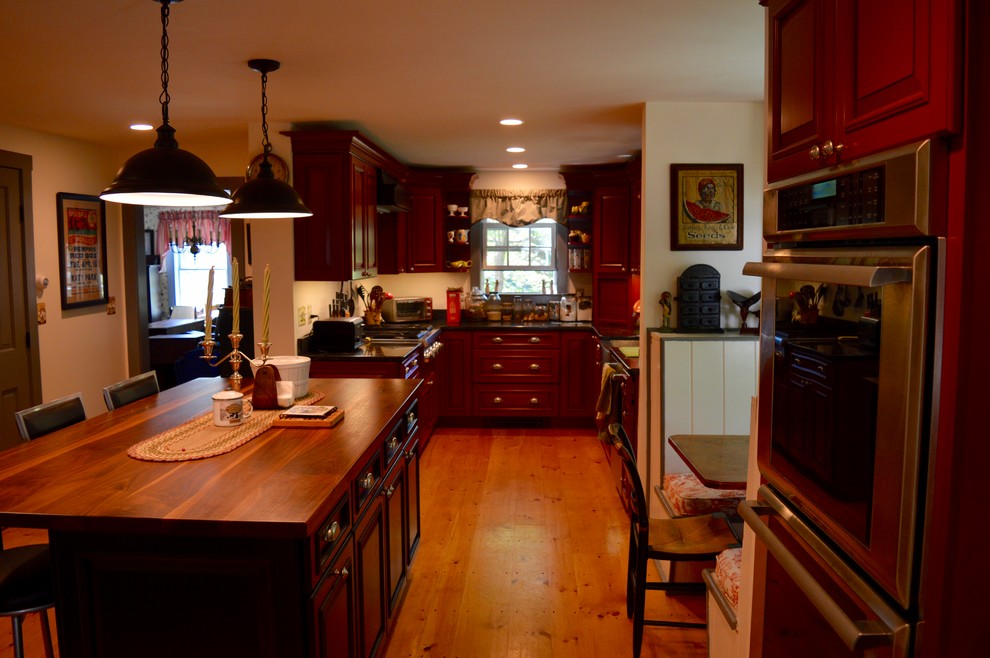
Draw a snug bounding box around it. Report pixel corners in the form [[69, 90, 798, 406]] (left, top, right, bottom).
[[407, 188, 443, 272], [767, 0, 832, 181], [355, 497, 386, 658], [593, 185, 631, 273], [593, 273, 634, 335], [313, 543, 357, 658], [439, 331, 472, 416]]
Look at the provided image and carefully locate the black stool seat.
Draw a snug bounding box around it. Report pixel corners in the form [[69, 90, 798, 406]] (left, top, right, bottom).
[[0, 544, 53, 612]]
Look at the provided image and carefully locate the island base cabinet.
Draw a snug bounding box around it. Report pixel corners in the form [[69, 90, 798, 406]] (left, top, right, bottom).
[[312, 542, 358, 658], [49, 531, 306, 658], [355, 489, 387, 658]]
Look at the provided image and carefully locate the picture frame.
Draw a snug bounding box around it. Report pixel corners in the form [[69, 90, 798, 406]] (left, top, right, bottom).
[[670, 163, 743, 251], [56, 192, 109, 310]]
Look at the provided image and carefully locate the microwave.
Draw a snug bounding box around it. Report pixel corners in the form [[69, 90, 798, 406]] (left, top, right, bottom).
[[380, 297, 432, 323]]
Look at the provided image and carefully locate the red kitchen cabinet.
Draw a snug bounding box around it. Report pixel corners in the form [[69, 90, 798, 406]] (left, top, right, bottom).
[[594, 273, 637, 337], [593, 185, 631, 275], [405, 186, 443, 273], [354, 493, 386, 658], [288, 131, 405, 281], [559, 330, 599, 418], [766, 0, 961, 182], [438, 330, 472, 417], [312, 541, 357, 658]]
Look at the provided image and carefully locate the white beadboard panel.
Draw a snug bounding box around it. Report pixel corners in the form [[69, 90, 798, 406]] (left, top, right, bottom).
[[691, 341, 727, 435]]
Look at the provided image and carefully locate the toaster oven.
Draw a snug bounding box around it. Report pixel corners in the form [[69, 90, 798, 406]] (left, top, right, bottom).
[[380, 297, 432, 323]]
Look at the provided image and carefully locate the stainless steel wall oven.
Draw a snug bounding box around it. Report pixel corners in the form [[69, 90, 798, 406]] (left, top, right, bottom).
[[743, 140, 943, 657]]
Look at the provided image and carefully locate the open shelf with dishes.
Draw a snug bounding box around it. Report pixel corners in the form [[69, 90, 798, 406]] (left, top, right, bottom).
[[566, 191, 593, 273], [444, 195, 472, 272]]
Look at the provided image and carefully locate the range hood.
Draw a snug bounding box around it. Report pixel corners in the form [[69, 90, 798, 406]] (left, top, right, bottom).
[[376, 170, 411, 213]]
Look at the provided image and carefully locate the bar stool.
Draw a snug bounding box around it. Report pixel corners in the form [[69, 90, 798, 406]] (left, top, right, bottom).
[[0, 542, 55, 658], [607, 423, 738, 658]]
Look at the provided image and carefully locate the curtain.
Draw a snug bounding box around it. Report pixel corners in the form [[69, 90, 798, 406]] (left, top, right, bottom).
[[156, 210, 231, 272], [468, 189, 568, 226]]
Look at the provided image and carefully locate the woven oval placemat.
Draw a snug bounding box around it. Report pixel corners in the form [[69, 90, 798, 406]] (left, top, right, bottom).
[[127, 391, 325, 462]]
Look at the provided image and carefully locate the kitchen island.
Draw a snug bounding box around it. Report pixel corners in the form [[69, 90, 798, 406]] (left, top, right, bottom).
[[0, 376, 422, 658]]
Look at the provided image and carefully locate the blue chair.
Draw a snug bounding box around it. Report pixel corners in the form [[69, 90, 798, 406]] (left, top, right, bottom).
[[13, 392, 86, 441], [174, 347, 220, 385], [102, 371, 159, 411]]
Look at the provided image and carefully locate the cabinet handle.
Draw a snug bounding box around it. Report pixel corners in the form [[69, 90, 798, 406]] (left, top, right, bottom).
[[359, 472, 375, 490], [493, 396, 503, 404], [529, 336, 541, 344], [821, 140, 835, 157], [405, 449, 415, 461], [492, 363, 504, 370], [834, 142, 845, 156], [530, 397, 540, 405], [530, 363, 541, 371], [809, 144, 822, 161], [492, 337, 504, 343], [381, 485, 395, 498], [407, 411, 417, 425], [387, 437, 400, 452], [333, 567, 350, 579], [405, 365, 411, 375], [323, 521, 341, 543]]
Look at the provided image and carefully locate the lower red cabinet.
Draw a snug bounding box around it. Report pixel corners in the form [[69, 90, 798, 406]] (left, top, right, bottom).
[[312, 542, 358, 658]]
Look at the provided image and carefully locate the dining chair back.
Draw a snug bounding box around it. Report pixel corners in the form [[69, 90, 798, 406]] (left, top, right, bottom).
[[13, 392, 86, 441], [102, 371, 160, 411], [0, 543, 56, 658], [174, 347, 220, 384], [607, 423, 738, 658]]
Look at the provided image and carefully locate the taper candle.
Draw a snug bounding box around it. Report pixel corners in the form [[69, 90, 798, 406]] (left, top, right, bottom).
[[231, 257, 240, 334], [262, 264, 271, 343], [204, 266, 214, 338]]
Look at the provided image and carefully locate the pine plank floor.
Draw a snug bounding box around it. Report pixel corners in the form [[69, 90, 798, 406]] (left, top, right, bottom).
[[1, 426, 708, 658]]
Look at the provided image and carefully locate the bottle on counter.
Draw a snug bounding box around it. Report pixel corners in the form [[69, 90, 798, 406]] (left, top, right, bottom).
[[487, 280, 502, 321]]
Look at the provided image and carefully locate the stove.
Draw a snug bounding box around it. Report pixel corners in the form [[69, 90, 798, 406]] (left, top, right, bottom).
[[364, 323, 441, 360]]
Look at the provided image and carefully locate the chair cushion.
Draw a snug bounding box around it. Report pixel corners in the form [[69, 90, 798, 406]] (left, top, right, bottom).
[[0, 545, 54, 613], [713, 547, 742, 609], [662, 472, 745, 517], [647, 514, 738, 558]]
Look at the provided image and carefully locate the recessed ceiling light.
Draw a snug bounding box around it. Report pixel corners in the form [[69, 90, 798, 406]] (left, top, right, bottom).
[[506, 147, 526, 153], [130, 123, 154, 131], [500, 118, 524, 126], [512, 163, 528, 169]]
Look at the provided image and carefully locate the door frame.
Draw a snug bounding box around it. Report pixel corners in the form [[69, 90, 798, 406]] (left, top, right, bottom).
[[0, 149, 42, 405]]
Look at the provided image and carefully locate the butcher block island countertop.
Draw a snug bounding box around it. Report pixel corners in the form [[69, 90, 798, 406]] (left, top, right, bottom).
[[0, 376, 422, 658]]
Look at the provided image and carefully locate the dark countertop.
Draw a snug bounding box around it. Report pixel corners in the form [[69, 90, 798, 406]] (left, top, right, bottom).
[[299, 337, 421, 361], [435, 319, 597, 332]]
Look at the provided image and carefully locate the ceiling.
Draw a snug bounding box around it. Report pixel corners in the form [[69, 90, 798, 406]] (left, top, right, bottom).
[[0, 0, 765, 172]]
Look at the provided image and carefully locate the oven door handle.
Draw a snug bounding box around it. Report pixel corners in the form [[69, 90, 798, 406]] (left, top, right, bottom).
[[740, 494, 905, 652], [742, 261, 911, 287]]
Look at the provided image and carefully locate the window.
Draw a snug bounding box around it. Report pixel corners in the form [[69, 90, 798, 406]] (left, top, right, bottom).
[[171, 244, 229, 310], [480, 218, 559, 294]]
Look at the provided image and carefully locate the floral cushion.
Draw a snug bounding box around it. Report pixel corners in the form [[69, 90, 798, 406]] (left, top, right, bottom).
[[714, 547, 743, 609], [662, 472, 745, 517]]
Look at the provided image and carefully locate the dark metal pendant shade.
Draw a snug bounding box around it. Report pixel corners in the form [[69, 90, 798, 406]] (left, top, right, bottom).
[[100, 1, 231, 208], [220, 58, 312, 219], [102, 125, 232, 207], [220, 163, 312, 218]]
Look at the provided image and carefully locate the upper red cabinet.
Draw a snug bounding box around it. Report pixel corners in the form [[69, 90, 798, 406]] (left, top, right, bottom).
[[766, 0, 961, 182]]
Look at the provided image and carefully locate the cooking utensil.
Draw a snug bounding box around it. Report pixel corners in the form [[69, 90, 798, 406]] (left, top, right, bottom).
[[854, 286, 865, 307], [348, 282, 356, 316], [832, 285, 847, 316]]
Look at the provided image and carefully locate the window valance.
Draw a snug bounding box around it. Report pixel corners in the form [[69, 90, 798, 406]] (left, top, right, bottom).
[[156, 210, 230, 272], [469, 189, 568, 226]]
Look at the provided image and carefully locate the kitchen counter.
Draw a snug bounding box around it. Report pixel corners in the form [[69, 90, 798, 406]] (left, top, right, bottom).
[[437, 319, 597, 332], [602, 337, 641, 372], [299, 337, 421, 361]]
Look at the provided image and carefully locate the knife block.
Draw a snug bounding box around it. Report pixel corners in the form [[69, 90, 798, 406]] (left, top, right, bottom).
[[252, 364, 280, 409]]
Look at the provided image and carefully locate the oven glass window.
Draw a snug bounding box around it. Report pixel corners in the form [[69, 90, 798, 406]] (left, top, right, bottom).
[[770, 279, 883, 544]]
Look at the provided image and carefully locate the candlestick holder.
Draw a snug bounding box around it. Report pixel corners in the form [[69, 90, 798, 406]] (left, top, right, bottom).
[[206, 333, 249, 391], [200, 339, 217, 361], [257, 341, 271, 364]]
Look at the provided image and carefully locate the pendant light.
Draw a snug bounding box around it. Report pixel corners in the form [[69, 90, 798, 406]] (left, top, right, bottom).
[[220, 59, 313, 219], [101, 0, 231, 207]]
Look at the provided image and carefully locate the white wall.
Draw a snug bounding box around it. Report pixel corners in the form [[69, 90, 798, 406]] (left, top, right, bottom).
[[1, 121, 128, 417], [639, 101, 765, 334]]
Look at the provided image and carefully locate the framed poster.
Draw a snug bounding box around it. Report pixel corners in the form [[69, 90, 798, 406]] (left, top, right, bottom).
[[56, 192, 108, 310], [670, 163, 743, 251]]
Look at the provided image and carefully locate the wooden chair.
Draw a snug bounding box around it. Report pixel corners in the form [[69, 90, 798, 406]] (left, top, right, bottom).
[[0, 542, 55, 658], [13, 392, 86, 441], [102, 371, 160, 411], [607, 423, 738, 658]]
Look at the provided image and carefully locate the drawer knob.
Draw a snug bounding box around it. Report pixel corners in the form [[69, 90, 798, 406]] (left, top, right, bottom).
[[387, 437, 400, 452], [323, 521, 341, 543], [333, 567, 350, 579], [407, 411, 416, 425], [493, 396, 503, 404], [492, 337, 504, 343], [359, 472, 375, 490], [492, 363, 504, 370], [529, 337, 541, 344], [809, 144, 822, 161], [530, 397, 540, 405], [529, 363, 540, 371], [381, 485, 395, 498]]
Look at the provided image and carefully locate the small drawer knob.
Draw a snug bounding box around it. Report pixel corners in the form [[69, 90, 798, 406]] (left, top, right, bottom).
[[493, 396, 503, 404], [529, 363, 540, 371], [492, 363, 504, 370], [323, 521, 341, 543], [530, 397, 540, 405], [492, 337, 504, 343], [529, 336, 541, 343], [359, 472, 375, 490]]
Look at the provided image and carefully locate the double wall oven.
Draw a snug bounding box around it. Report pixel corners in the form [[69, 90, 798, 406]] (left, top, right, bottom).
[[742, 140, 943, 657]]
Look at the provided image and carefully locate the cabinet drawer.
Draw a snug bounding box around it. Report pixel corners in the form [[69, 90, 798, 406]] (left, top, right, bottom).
[[474, 385, 558, 416], [472, 331, 560, 350], [313, 494, 352, 585], [353, 448, 383, 517], [473, 351, 560, 383]]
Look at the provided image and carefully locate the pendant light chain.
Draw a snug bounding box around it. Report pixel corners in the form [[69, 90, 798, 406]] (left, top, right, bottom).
[[260, 69, 272, 158], [159, 0, 171, 126]]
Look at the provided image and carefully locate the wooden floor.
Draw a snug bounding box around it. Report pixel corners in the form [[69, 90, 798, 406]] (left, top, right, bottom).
[[1, 426, 707, 658]]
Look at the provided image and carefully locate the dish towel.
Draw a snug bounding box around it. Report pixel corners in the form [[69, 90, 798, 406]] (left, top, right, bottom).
[[595, 363, 620, 441]]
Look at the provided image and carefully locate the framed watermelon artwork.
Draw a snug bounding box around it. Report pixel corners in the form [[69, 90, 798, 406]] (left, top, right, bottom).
[[670, 163, 743, 251]]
